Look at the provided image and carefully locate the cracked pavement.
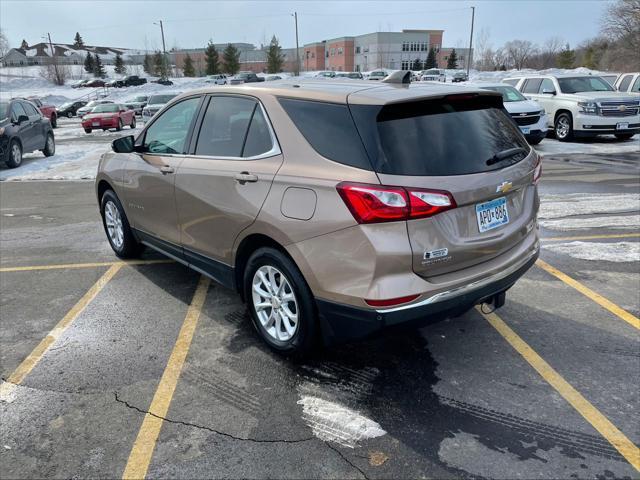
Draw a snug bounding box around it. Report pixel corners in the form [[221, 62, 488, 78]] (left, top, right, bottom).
[[1, 151, 639, 479]]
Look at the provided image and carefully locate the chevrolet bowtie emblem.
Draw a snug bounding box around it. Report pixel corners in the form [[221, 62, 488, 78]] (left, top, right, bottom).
[[618, 105, 627, 112], [496, 181, 513, 193]]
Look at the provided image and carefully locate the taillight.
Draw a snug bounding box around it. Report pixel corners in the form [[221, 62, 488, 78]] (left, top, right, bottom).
[[336, 182, 408, 224], [407, 189, 456, 219], [533, 156, 542, 185], [365, 294, 420, 308], [337, 182, 456, 224]]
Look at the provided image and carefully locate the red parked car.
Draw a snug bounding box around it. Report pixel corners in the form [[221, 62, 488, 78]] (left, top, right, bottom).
[[25, 97, 58, 128], [81, 104, 136, 133]]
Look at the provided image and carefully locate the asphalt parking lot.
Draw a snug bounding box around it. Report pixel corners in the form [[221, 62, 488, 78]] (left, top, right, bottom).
[[1, 150, 639, 478]]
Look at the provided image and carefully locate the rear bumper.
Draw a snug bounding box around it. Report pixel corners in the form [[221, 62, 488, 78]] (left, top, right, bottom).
[[316, 246, 539, 345]]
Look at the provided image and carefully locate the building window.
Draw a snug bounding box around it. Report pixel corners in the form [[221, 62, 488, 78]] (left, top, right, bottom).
[[421, 43, 427, 51], [312, 52, 315, 58], [330, 48, 335, 56], [338, 47, 343, 55], [401, 60, 410, 70], [355, 46, 361, 54], [402, 42, 408, 52]]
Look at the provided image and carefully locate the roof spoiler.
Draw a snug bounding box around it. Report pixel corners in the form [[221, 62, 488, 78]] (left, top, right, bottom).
[[382, 70, 412, 85]]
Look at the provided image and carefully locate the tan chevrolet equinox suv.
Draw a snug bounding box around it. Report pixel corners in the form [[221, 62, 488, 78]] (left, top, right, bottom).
[[96, 77, 541, 355]]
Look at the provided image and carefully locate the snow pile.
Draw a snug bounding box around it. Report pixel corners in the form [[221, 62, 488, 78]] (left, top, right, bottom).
[[297, 394, 386, 447], [544, 241, 640, 263], [539, 193, 640, 219]]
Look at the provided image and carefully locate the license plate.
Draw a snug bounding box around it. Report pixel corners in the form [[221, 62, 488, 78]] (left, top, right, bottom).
[[616, 122, 629, 130], [92, 121, 100, 126], [476, 197, 509, 233], [520, 126, 530, 134]]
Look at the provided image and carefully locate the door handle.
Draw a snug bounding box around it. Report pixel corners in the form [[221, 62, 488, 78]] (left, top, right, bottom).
[[160, 165, 175, 175], [235, 172, 258, 184]]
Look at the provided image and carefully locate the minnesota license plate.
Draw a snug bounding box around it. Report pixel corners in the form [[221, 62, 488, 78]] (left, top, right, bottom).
[[616, 122, 629, 130], [520, 126, 530, 135], [476, 197, 509, 233]]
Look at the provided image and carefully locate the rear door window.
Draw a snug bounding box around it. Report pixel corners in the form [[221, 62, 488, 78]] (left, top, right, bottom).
[[539, 78, 555, 93], [522, 78, 542, 94], [350, 95, 529, 176], [195, 96, 257, 157]]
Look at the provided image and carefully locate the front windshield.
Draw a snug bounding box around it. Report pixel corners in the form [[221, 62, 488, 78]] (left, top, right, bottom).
[[558, 76, 614, 93], [85, 101, 98, 108], [0, 102, 8, 119], [424, 70, 440, 75], [148, 94, 177, 104], [481, 86, 527, 102], [59, 102, 73, 109], [93, 104, 119, 113]]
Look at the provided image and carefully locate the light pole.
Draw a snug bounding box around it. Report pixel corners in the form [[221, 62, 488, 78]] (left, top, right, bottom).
[[466, 6, 475, 77], [154, 20, 168, 77], [291, 12, 300, 76]]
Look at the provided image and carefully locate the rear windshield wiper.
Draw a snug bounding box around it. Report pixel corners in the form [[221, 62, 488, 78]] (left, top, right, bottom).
[[486, 147, 528, 166]]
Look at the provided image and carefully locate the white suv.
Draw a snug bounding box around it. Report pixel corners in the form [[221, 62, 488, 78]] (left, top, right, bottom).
[[615, 73, 640, 95], [505, 74, 639, 141], [421, 69, 446, 82]]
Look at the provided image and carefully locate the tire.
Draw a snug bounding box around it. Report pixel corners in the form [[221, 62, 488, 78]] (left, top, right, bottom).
[[554, 112, 574, 142], [130, 116, 136, 129], [100, 190, 142, 259], [50, 114, 57, 128], [243, 247, 318, 356], [116, 119, 123, 131], [66, 111, 73, 118], [84, 128, 92, 134], [527, 137, 543, 146], [5, 140, 22, 168], [615, 133, 634, 141], [42, 133, 55, 157]]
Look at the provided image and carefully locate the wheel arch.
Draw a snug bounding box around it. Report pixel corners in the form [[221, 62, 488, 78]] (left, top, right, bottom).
[[234, 233, 298, 299], [554, 108, 573, 123], [97, 179, 114, 204]]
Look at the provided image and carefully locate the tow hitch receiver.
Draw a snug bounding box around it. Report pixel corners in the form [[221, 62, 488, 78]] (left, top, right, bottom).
[[483, 291, 506, 311]]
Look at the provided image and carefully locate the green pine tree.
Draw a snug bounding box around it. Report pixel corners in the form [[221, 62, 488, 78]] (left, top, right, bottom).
[[556, 44, 575, 69], [425, 47, 437, 69], [412, 58, 422, 70], [583, 46, 598, 69], [204, 41, 220, 75], [222, 43, 240, 75], [153, 51, 168, 78], [143, 53, 154, 75], [20, 39, 28, 50], [93, 54, 106, 78], [73, 32, 84, 48], [84, 52, 94, 74], [183, 53, 196, 77], [446, 49, 458, 69], [114, 52, 126, 75], [266, 35, 284, 73]]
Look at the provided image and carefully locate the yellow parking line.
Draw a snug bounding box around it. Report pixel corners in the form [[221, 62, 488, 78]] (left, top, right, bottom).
[[0, 264, 122, 401], [479, 307, 640, 471], [542, 233, 640, 242], [122, 275, 210, 480], [0, 259, 173, 273], [536, 259, 640, 330]]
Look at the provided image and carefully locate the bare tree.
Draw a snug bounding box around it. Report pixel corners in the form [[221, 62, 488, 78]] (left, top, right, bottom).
[[0, 28, 9, 58], [40, 59, 71, 85], [602, 0, 640, 51], [504, 40, 538, 70], [540, 36, 564, 68], [474, 27, 494, 70]]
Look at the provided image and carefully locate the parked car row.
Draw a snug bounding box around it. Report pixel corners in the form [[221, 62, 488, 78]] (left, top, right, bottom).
[[503, 74, 639, 141], [1, 98, 55, 168]]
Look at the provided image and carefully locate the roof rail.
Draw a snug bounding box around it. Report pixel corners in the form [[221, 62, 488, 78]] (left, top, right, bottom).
[[382, 70, 411, 85]]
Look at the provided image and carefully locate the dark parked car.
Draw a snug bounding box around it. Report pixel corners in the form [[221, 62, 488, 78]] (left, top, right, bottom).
[[452, 71, 469, 83], [83, 79, 106, 88], [151, 78, 174, 86], [229, 72, 265, 84], [57, 100, 88, 118], [110, 75, 149, 88], [0, 99, 55, 168]]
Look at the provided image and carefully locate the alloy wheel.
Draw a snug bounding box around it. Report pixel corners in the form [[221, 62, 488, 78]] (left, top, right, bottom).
[[104, 201, 124, 249], [556, 116, 570, 139], [11, 143, 22, 166], [251, 265, 299, 342]]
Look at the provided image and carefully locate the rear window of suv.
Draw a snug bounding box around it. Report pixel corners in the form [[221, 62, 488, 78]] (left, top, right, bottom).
[[350, 94, 530, 176]]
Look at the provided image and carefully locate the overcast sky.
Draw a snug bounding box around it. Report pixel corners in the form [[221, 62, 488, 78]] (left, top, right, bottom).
[[1, 0, 611, 51]]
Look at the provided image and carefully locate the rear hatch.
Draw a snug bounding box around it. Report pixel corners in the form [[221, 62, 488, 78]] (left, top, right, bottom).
[[349, 93, 540, 279]]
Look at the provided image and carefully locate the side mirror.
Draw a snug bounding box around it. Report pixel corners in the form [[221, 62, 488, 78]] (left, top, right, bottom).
[[542, 89, 556, 95], [112, 135, 135, 153], [16, 114, 29, 124]]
